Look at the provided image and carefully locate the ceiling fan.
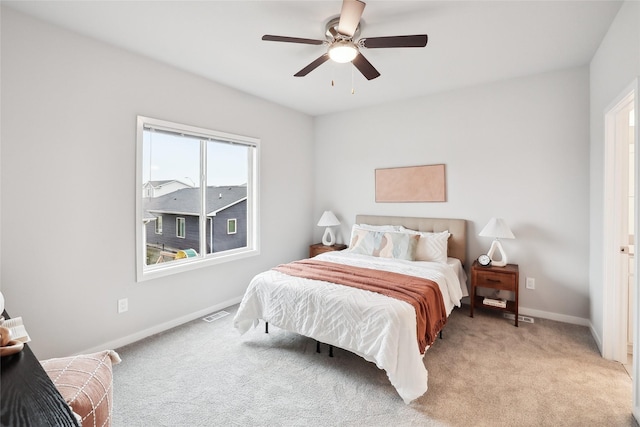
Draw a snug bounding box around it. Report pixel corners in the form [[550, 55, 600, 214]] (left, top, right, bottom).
[[262, 0, 428, 81]]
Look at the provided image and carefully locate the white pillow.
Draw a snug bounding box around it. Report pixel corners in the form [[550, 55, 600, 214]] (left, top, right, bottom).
[[400, 227, 450, 263]]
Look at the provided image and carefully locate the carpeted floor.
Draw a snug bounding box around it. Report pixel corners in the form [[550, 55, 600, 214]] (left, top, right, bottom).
[[113, 304, 637, 426]]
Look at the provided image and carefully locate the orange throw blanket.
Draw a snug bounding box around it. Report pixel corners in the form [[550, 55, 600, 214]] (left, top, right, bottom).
[[273, 259, 447, 353]]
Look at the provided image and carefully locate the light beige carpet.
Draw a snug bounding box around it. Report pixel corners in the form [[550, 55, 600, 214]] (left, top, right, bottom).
[[113, 304, 636, 426]]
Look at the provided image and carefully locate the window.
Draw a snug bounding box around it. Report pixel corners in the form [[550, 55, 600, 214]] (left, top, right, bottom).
[[136, 116, 260, 281], [176, 217, 186, 238], [227, 218, 237, 235]]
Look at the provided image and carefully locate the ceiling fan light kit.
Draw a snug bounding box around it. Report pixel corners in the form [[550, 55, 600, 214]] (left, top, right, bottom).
[[262, 0, 428, 81], [328, 41, 359, 63]]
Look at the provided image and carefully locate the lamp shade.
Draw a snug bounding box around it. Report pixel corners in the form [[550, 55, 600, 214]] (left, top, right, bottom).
[[317, 211, 340, 227], [479, 218, 515, 239]]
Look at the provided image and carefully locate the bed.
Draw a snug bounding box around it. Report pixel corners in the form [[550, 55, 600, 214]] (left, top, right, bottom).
[[233, 215, 467, 403]]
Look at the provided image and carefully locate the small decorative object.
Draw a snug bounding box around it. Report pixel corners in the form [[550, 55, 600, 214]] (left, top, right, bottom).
[[0, 325, 23, 357], [478, 254, 492, 267], [317, 211, 341, 246], [0, 326, 10, 347], [479, 218, 515, 267]]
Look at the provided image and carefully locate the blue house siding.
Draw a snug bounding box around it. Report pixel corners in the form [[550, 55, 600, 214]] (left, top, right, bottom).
[[145, 214, 201, 253], [143, 185, 247, 257], [211, 200, 247, 252]]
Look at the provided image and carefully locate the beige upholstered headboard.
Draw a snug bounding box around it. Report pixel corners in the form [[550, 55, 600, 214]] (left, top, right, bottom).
[[355, 215, 467, 263]]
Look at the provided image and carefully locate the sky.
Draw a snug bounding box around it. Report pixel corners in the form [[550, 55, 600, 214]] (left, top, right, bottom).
[[142, 129, 249, 187]]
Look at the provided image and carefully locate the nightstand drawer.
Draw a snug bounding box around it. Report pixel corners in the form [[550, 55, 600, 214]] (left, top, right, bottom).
[[475, 272, 515, 290]]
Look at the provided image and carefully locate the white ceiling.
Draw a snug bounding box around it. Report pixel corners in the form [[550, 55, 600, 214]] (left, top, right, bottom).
[[4, 1, 623, 116]]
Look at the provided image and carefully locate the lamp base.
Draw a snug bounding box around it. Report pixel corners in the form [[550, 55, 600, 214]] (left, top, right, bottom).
[[487, 239, 508, 267], [322, 228, 336, 246]]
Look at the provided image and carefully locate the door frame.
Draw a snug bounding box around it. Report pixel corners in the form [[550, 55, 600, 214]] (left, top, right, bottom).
[[602, 77, 638, 417]]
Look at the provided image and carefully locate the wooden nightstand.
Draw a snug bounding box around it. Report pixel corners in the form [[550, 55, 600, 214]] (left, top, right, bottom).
[[470, 261, 520, 326], [309, 243, 347, 258]]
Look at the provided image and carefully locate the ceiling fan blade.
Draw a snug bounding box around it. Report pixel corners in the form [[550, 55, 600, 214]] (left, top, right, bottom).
[[294, 54, 331, 77], [352, 52, 380, 80], [361, 35, 428, 49], [338, 0, 366, 37], [262, 35, 325, 45]]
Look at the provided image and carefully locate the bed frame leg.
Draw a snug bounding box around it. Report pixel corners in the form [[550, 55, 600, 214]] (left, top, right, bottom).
[[316, 341, 321, 353], [329, 345, 334, 357], [265, 322, 269, 334], [439, 330, 443, 339]]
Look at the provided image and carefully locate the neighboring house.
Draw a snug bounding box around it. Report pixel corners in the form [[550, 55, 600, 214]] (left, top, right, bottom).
[[143, 185, 247, 255], [143, 179, 193, 198]]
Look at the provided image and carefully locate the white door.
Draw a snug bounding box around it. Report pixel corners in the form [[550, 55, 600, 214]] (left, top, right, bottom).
[[603, 80, 637, 365], [620, 105, 636, 359]]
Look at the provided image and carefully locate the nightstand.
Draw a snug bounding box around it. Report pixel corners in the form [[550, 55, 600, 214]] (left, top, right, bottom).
[[309, 243, 347, 258], [470, 261, 520, 326]]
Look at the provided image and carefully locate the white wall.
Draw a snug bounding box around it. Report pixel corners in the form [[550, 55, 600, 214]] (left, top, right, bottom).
[[589, 0, 640, 349], [0, 8, 315, 359], [3, 2, 633, 360], [315, 67, 591, 322]]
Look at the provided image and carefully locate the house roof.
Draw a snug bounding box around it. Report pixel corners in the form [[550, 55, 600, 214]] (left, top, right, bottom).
[[144, 180, 191, 189], [144, 185, 247, 217]]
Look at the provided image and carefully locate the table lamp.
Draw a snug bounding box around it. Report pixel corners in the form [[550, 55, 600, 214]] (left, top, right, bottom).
[[479, 217, 515, 267], [317, 211, 340, 246]]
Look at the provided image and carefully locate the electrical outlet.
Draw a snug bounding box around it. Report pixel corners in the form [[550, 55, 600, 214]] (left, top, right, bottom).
[[117, 298, 128, 313], [526, 277, 535, 290]]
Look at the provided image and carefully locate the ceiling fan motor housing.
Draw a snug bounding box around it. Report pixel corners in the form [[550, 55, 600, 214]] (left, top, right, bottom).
[[325, 16, 361, 41]]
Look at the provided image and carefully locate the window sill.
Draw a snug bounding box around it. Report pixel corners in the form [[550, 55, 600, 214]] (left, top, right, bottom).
[[137, 247, 260, 282]]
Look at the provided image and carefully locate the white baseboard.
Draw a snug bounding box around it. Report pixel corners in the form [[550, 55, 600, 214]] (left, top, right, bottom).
[[80, 300, 592, 356], [460, 299, 591, 327], [518, 306, 590, 327], [76, 296, 243, 356], [590, 322, 604, 355]]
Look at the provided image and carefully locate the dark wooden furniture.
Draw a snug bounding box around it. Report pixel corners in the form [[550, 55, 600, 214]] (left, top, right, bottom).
[[0, 311, 79, 427], [470, 261, 520, 326], [309, 243, 347, 258]]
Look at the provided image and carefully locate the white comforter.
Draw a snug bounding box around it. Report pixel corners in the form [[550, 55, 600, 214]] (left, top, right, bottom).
[[233, 251, 465, 403]]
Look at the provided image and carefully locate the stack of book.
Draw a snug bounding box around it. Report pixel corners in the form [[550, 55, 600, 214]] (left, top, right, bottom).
[[483, 297, 507, 308], [1, 316, 31, 343]]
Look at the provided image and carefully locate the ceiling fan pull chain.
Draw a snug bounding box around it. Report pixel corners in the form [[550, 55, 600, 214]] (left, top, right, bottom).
[[332, 63, 335, 87], [351, 66, 355, 94]]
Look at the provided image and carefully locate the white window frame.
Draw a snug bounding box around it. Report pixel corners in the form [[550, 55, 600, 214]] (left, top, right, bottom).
[[136, 116, 260, 282], [176, 217, 186, 238], [227, 218, 237, 235], [155, 215, 163, 234]]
